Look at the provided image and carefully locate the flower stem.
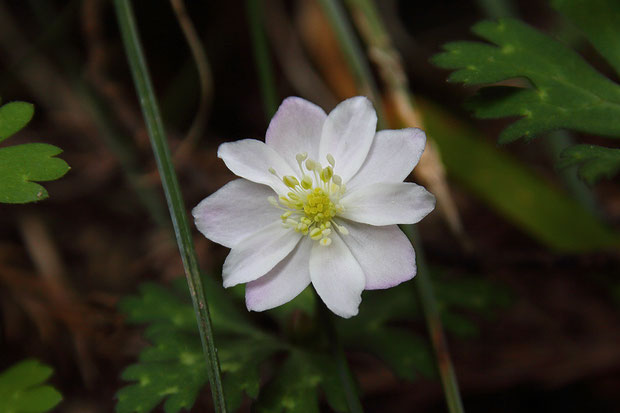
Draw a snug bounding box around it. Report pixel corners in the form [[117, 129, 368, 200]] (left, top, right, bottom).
[[246, 0, 279, 119], [329, 0, 466, 410], [403, 225, 465, 413], [316, 294, 365, 413], [315, 0, 386, 128], [113, 1, 227, 412]]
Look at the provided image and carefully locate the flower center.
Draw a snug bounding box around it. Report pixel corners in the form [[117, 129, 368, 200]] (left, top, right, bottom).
[[268, 153, 348, 247]]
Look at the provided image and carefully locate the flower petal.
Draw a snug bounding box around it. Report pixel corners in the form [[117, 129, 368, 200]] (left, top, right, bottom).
[[338, 221, 416, 290], [346, 128, 426, 192], [245, 237, 312, 312], [265, 97, 326, 170], [222, 221, 301, 288], [318, 96, 377, 183], [340, 182, 436, 226], [218, 139, 296, 195], [309, 232, 365, 318], [192, 179, 280, 248]]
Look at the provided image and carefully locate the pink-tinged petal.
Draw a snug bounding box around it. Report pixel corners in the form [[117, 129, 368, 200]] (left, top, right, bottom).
[[347, 128, 426, 192], [218, 139, 296, 195], [245, 237, 312, 312], [338, 220, 416, 290], [222, 221, 301, 288], [192, 179, 280, 248], [309, 232, 365, 318], [340, 182, 435, 226], [318, 96, 377, 183], [265, 97, 326, 170]]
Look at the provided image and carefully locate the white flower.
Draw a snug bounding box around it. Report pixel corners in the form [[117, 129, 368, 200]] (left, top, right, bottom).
[[193, 96, 435, 318]]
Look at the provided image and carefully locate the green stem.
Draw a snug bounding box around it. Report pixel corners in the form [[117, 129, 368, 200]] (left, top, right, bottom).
[[403, 225, 465, 413], [316, 0, 385, 128], [113, 2, 227, 412], [330, 0, 466, 410], [246, 0, 279, 119], [316, 294, 365, 413]]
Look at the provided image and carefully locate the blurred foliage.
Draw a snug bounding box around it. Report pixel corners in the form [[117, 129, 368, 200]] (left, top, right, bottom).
[[0, 359, 62, 413], [420, 100, 620, 252], [117, 269, 509, 412], [558, 144, 620, 185], [432, 0, 620, 183], [0, 101, 70, 203], [116, 276, 346, 413]]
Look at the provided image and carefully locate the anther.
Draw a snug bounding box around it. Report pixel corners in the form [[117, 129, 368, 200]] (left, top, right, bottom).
[[283, 175, 300, 188], [320, 237, 332, 247], [301, 175, 313, 190], [320, 166, 333, 182], [296, 153, 308, 163], [326, 153, 335, 167], [332, 175, 342, 186]]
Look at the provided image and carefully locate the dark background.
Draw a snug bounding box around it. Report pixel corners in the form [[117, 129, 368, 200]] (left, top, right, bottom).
[[1, 0, 619, 411]]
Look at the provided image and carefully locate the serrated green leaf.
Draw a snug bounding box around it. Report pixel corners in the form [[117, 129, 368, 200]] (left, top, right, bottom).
[[420, 100, 620, 252], [0, 101, 69, 204], [0, 101, 33, 143], [0, 143, 70, 204], [0, 359, 62, 413], [117, 331, 207, 413], [553, 0, 620, 76], [117, 277, 282, 413], [256, 351, 347, 413], [558, 144, 620, 184], [432, 18, 620, 143]]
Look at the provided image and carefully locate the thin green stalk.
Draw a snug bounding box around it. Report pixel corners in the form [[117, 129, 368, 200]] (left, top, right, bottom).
[[316, 0, 385, 127], [246, 0, 279, 119], [316, 293, 365, 413], [403, 225, 465, 413], [332, 1, 466, 411], [113, 2, 227, 412]]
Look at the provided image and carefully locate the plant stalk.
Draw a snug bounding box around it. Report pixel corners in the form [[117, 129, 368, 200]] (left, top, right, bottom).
[[113, 1, 227, 412]]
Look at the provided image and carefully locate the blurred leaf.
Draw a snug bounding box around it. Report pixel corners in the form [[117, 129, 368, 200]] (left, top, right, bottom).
[[420, 100, 620, 252], [256, 351, 347, 413], [552, 0, 620, 76], [338, 285, 433, 380], [0, 359, 62, 413], [432, 18, 620, 144], [558, 144, 620, 184], [117, 276, 347, 413], [0, 102, 69, 203], [337, 270, 511, 380], [0, 101, 34, 142], [436, 276, 511, 338], [117, 277, 278, 413]]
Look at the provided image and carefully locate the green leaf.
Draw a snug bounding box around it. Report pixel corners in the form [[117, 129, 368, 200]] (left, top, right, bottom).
[[256, 351, 347, 413], [558, 144, 620, 184], [0, 359, 62, 413], [432, 18, 620, 143], [117, 276, 354, 413], [117, 277, 282, 413], [0, 102, 34, 143], [0, 101, 69, 204], [337, 270, 510, 380], [420, 100, 620, 252], [553, 0, 620, 76]]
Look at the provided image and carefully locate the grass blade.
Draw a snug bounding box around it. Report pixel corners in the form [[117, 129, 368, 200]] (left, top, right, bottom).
[[113, 1, 227, 411]]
